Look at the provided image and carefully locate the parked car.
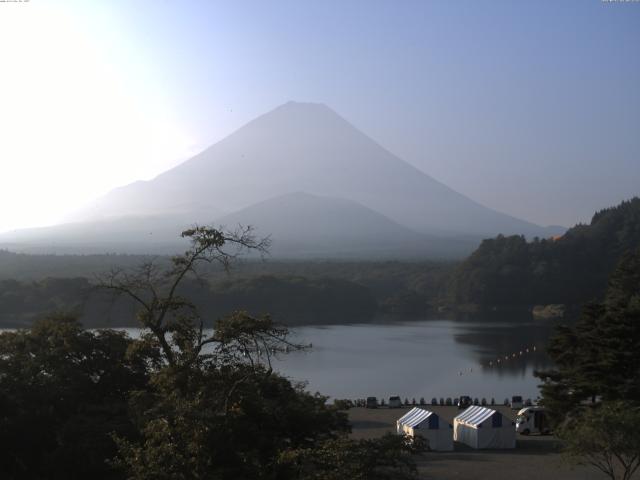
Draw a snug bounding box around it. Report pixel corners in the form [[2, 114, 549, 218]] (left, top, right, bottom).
[[388, 396, 402, 408], [445, 397, 452, 406], [511, 395, 523, 410], [457, 396, 472, 409], [366, 396, 378, 409]]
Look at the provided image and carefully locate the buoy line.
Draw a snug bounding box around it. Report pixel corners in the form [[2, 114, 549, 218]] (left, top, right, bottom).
[[457, 345, 540, 376]]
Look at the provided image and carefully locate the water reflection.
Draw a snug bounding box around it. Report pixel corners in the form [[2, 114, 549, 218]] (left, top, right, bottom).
[[451, 317, 554, 377], [274, 316, 560, 401]]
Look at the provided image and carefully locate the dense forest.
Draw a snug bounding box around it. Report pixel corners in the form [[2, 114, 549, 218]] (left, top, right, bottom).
[[448, 198, 640, 310], [0, 257, 453, 327], [0, 276, 375, 328]]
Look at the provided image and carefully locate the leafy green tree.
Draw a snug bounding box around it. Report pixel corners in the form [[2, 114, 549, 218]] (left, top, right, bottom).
[[114, 356, 349, 479], [558, 402, 640, 480], [0, 313, 154, 480], [279, 434, 426, 480], [111, 310, 351, 480]]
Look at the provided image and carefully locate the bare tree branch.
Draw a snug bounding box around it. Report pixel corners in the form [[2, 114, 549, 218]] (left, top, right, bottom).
[[95, 225, 275, 369]]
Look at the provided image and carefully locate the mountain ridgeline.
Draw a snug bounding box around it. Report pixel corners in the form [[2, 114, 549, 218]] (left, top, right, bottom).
[[0, 102, 561, 259], [448, 198, 640, 310]]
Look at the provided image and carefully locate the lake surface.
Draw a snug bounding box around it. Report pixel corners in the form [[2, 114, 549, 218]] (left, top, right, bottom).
[[272, 317, 554, 402]]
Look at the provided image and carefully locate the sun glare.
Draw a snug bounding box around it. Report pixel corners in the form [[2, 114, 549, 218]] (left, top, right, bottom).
[[0, 2, 192, 233]]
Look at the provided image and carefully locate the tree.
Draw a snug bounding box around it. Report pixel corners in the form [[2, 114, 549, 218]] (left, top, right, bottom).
[[113, 357, 350, 480], [98, 225, 271, 369], [0, 313, 153, 480], [280, 434, 426, 480], [536, 249, 640, 480], [536, 249, 640, 423], [559, 402, 640, 480]]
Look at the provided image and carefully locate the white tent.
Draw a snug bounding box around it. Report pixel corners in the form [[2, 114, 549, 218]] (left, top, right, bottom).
[[396, 407, 454, 451], [453, 405, 516, 449]]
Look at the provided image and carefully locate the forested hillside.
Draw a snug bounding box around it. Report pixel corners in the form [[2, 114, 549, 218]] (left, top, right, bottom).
[[448, 198, 640, 308], [0, 276, 379, 328]]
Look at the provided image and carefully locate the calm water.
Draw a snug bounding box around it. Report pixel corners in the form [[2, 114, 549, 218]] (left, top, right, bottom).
[[272, 317, 553, 401], [4, 316, 555, 402]]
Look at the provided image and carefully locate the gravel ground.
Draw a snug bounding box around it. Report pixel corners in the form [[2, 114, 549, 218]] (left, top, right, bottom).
[[348, 406, 609, 480]]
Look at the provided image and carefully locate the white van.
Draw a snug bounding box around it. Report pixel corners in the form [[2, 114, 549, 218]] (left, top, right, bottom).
[[515, 406, 550, 435]]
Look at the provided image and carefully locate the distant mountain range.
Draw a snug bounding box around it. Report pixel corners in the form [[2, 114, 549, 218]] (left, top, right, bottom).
[[0, 102, 564, 258]]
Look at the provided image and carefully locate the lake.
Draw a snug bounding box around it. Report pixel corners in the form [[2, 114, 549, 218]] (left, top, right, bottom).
[[272, 317, 554, 402]]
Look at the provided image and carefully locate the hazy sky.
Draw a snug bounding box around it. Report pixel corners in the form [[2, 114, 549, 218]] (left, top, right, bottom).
[[1, 0, 638, 233]]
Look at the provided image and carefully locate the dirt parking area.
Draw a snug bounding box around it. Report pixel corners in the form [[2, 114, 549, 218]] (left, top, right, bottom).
[[348, 406, 608, 480]]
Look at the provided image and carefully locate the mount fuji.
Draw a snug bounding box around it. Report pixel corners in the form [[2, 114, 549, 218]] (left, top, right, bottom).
[[0, 102, 562, 257]]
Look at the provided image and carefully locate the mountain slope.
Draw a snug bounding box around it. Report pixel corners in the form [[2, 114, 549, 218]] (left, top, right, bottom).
[[216, 192, 477, 258], [78, 101, 557, 238], [0, 215, 195, 254]]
